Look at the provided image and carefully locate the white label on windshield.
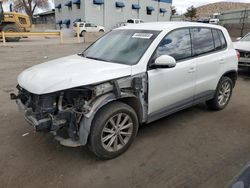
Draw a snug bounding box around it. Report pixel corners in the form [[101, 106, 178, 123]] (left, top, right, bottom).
[[132, 33, 153, 39]]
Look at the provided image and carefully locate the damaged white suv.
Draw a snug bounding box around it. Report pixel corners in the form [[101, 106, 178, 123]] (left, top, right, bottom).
[[11, 22, 238, 159]]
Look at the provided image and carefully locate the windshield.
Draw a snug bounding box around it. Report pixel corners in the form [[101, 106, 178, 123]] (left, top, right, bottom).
[[82, 29, 160, 65], [242, 33, 250, 41]]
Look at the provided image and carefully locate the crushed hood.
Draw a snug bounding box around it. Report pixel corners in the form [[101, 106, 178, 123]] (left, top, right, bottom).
[[233, 41, 250, 52], [18, 55, 132, 94]]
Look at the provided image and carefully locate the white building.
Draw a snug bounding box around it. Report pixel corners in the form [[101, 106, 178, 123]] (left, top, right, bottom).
[[55, 0, 172, 31]]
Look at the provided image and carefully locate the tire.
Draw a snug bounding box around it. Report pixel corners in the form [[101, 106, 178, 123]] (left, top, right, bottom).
[[2, 24, 21, 42], [206, 76, 233, 111], [89, 102, 139, 159], [99, 29, 104, 32], [80, 30, 86, 37]]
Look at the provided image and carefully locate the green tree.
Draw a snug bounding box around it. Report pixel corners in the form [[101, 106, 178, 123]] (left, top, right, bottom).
[[184, 6, 197, 21]]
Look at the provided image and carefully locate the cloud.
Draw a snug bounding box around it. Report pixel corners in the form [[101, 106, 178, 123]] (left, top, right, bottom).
[[173, 0, 250, 14]]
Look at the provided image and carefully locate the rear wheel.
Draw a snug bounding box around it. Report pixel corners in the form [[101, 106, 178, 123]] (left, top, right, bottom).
[[206, 76, 233, 110], [80, 30, 86, 37], [89, 102, 138, 159], [2, 24, 21, 42], [99, 29, 104, 32]]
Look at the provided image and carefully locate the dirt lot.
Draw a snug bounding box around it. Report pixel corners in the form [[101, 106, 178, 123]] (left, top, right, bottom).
[[0, 38, 250, 188]]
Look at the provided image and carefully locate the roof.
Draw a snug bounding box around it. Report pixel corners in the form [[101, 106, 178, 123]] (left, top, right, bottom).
[[116, 21, 225, 31]]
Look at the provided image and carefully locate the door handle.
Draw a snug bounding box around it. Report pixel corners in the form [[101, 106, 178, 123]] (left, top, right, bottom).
[[188, 67, 196, 73]]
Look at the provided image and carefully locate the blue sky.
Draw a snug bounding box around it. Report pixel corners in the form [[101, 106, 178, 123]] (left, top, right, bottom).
[[173, 0, 250, 14]]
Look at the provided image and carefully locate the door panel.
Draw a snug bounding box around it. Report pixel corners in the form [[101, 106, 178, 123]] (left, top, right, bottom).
[[191, 28, 225, 98], [148, 59, 196, 115]]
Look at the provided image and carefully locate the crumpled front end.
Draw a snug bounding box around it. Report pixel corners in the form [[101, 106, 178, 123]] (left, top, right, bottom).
[[11, 85, 93, 146], [11, 74, 148, 147]]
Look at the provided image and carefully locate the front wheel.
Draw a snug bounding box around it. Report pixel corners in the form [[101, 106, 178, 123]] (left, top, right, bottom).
[[89, 102, 139, 159], [206, 76, 233, 110]]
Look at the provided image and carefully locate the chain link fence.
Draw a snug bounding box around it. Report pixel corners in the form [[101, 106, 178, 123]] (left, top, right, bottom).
[[220, 8, 250, 38]]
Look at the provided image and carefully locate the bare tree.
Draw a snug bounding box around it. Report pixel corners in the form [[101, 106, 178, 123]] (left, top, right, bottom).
[[171, 6, 177, 16], [13, 0, 49, 22]]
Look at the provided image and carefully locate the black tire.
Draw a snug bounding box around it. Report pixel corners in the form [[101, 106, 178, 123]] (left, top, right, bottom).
[[206, 76, 233, 111], [2, 24, 21, 42], [99, 29, 104, 32], [80, 30, 86, 37], [89, 102, 139, 159]]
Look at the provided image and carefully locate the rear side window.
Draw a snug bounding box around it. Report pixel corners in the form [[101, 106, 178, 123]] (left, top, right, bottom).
[[218, 30, 227, 49], [191, 28, 214, 55], [154, 29, 192, 61], [212, 29, 221, 50], [212, 29, 227, 51]]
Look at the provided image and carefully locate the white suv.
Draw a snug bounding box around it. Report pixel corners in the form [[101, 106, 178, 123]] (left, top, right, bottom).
[[73, 22, 105, 36], [12, 22, 238, 159]]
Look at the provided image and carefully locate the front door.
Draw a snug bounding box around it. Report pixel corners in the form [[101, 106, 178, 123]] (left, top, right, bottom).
[[147, 28, 196, 121]]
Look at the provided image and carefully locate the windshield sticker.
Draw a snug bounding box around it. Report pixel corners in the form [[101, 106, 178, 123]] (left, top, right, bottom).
[[132, 33, 153, 39]]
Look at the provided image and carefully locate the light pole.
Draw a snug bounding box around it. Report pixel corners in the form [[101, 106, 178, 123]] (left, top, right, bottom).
[[157, 0, 160, 22], [138, 0, 140, 19]]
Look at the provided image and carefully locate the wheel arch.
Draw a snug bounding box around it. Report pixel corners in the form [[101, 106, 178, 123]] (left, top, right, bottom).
[[222, 70, 238, 87], [79, 94, 143, 146]]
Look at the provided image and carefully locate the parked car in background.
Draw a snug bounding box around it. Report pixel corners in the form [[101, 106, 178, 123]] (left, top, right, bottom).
[[11, 22, 238, 159], [234, 32, 250, 68], [209, 13, 221, 24], [73, 22, 105, 36], [197, 17, 210, 23]]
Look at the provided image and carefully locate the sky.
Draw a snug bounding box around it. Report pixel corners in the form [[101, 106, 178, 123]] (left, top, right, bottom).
[[2, 0, 250, 14], [172, 0, 250, 14]]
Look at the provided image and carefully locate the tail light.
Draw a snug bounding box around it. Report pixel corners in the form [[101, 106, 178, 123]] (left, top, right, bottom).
[[236, 50, 240, 61]]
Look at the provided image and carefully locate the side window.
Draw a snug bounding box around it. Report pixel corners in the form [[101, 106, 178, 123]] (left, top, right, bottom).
[[212, 29, 222, 50], [85, 23, 91, 27], [90, 23, 96, 27], [154, 29, 192, 61], [218, 30, 227, 49], [191, 28, 214, 55]]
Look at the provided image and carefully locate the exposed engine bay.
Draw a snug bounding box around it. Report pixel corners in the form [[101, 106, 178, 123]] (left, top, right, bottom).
[[11, 74, 147, 147]]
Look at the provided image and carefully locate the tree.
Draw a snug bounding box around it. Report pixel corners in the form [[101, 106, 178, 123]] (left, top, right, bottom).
[[171, 6, 177, 16], [184, 6, 197, 21], [12, 0, 49, 23]]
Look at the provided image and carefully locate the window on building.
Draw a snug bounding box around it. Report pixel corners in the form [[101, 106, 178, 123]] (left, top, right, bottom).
[[146, 6, 154, 15]]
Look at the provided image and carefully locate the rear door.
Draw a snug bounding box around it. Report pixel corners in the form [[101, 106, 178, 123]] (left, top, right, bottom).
[[191, 27, 226, 101]]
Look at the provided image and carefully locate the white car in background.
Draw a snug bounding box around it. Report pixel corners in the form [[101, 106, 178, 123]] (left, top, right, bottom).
[[234, 32, 250, 68], [12, 22, 238, 159], [73, 22, 105, 36]]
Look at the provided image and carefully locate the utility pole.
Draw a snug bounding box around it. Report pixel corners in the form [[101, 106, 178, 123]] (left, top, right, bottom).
[[240, 8, 247, 38], [138, 0, 140, 19], [103, 0, 105, 28], [157, 0, 160, 22]]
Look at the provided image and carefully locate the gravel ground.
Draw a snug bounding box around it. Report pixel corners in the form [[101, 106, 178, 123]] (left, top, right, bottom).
[[0, 38, 250, 188]]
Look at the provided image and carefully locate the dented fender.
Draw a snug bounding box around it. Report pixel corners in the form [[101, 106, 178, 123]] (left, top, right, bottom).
[[79, 92, 138, 145]]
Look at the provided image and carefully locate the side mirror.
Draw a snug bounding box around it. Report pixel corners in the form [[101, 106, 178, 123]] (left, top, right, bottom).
[[151, 55, 176, 69], [236, 37, 242, 41]]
